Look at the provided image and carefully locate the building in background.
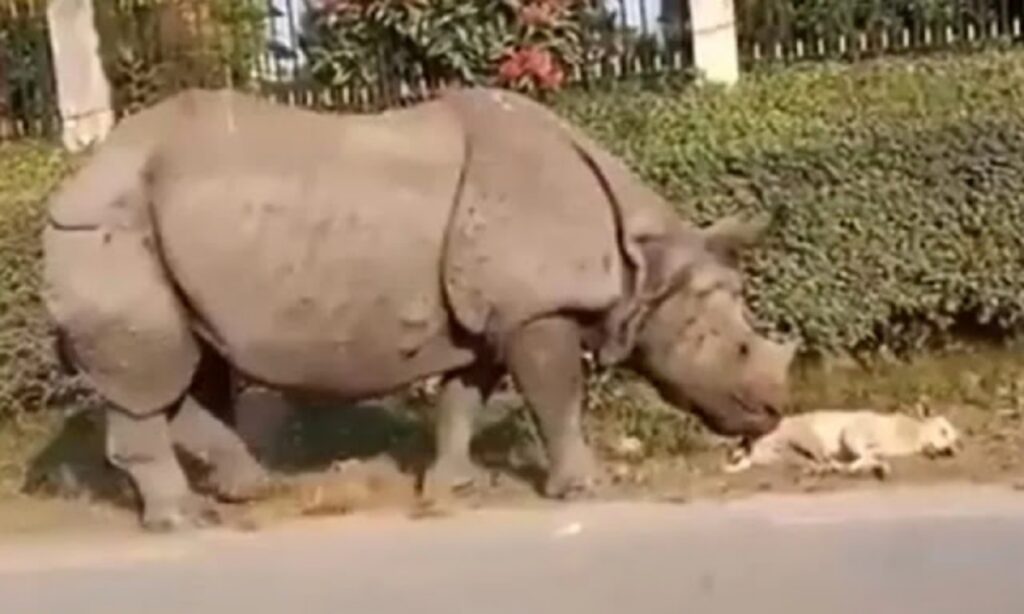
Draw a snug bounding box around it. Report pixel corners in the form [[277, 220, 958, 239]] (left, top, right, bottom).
[[606, 0, 684, 41], [261, 0, 307, 80]]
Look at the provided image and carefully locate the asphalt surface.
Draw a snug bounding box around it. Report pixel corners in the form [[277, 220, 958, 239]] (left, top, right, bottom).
[[2, 484, 1024, 614]]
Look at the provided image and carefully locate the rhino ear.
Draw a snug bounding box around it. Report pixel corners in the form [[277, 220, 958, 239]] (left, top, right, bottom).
[[701, 212, 771, 265]]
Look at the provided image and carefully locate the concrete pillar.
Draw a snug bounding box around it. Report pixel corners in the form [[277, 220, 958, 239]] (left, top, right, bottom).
[[689, 0, 740, 86], [45, 0, 115, 152]]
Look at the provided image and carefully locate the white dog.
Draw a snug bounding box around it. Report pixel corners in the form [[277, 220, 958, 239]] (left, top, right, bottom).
[[723, 409, 961, 478]]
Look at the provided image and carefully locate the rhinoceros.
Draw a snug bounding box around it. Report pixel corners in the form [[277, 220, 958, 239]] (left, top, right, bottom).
[[42, 86, 795, 531]]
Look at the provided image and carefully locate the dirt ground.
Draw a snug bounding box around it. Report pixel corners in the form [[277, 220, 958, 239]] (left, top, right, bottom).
[[2, 399, 1021, 537], [2, 348, 1023, 537], [225, 395, 1024, 529], [234, 402, 1024, 526]]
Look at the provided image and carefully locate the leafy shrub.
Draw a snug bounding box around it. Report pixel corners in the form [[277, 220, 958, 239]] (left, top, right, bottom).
[[94, 0, 270, 115], [554, 48, 1024, 358], [735, 0, 1010, 58], [5, 49, 1024, 434], [0, 5, 58, 136], [0, 142, 90, 424], [300, 0, 613, 95]]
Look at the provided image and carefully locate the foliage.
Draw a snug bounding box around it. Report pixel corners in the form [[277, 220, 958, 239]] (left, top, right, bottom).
[[93, 0, 270, 115], [0, 4, 57, 135], [554, 48, 1024, 359], [300, 0, 613, 95], [0, 142, 92, 425], [5, 49, 1024, 442], [735, 0, 1012, 57], [584, 367, 705, 456]]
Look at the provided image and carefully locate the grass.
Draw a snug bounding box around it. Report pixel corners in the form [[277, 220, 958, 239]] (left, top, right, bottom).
[[793, 344, 1024, 412], [0, 413, 63, 500], [3, 345, 1022, 504]]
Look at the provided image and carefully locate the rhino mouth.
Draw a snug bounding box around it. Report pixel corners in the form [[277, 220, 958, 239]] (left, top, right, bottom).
[[732, 392, 782, 421], [651, 379, 780, 438], [687, 391, 781, 438], [728, 392, 781, 432]]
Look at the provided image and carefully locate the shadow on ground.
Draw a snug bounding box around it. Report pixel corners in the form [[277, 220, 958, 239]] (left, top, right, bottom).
[[20, 409, 134, 510], [16, 388, 548, 522], [13, 346, 1023, 532]]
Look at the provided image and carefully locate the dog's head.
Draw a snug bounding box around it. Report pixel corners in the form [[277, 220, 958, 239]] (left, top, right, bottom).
[[918, 416, 961, 457]]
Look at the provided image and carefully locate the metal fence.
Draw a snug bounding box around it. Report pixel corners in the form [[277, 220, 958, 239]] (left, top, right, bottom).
[[89, 0, 698, 115], [572, 1, 1024, 66], [3, 0, 1024, 143], [735, 0, 1024, 65], [0, 0, 58, 140]]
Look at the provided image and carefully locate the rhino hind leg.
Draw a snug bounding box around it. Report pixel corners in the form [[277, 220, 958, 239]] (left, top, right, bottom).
[[42, 225, 259, 526], [505, 316, 602, 499], [421, 364, 500, 502], [169, 349, 272, 503], [107, 354, 270, 531], [106, 408, 219, 532], [43, 224, 211, 529]]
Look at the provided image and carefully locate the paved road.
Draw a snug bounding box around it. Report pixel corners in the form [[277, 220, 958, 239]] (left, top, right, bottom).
[[2, 484, 1024, 614]]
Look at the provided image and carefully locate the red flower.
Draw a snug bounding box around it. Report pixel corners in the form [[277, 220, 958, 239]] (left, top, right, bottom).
[[538, 62, 565, 90], [522, 47, 551, 76], [497, 46, 566, 91], [498, 53, 527, 83]]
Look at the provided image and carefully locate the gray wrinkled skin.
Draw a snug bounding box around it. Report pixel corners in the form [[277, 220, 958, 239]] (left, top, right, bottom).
[[41, 87, 794, 531]]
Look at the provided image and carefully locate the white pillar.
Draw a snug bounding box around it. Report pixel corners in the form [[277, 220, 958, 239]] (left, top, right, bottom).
[[689, 0, 740, 86], [46, 0, 115, 152]]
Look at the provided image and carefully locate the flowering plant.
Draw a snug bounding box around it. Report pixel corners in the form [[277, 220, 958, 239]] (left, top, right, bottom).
[[302, 0, 605, 95]]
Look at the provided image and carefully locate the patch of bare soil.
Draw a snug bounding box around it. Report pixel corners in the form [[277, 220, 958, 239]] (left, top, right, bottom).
[[636, 403, 1024, 503], [216, 399, 1024, 533], [0, 496, 135, 537], [4, 349, 1024, 537]]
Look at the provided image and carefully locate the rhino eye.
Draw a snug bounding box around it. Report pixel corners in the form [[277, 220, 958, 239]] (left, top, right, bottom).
[[738, 342, 750, 358]]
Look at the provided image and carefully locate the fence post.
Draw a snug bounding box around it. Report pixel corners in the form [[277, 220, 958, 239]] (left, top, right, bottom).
[[45, 0, 114, 152], [689, 0, 740, 86]]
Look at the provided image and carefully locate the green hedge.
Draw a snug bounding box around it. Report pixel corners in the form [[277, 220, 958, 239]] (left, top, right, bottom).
[[553, 49, 1024, 357], [0, 142, 82, 423], [4, 50, 1024, 425]]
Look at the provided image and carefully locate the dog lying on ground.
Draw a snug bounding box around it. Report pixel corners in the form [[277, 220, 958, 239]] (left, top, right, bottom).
[[723, 409, 961, 478]]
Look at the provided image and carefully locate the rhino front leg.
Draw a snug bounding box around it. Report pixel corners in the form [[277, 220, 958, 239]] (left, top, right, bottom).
[[169, 352, 271, 503], [106, 408, 219, 532], [506, 316, 601, 499], [422, 364, 500, 501]]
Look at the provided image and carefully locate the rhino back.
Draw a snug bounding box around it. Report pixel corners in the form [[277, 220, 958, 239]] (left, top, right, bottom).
[[148, 91, 474, 396]]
